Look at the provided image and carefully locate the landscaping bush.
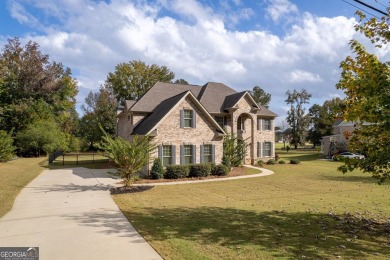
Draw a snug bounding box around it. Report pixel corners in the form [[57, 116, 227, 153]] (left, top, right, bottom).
[[151, 158, 164, 179], [209, 163, 217, 175], [211, 164, 229, 176], [164, 165, 189, 179], [290, 159, 301, 164], [278, 160, 286, 164], [257, 160, 265, 167], [189, 164, 211, 177], [267, 159, 276, 165]]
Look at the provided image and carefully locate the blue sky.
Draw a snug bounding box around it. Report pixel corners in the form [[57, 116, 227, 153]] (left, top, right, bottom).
[[1, 0, 389, 122]]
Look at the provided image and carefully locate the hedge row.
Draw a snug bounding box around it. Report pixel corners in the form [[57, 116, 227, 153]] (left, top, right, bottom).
[[150, 159, 230, 179], [163, 163, 229, 179]]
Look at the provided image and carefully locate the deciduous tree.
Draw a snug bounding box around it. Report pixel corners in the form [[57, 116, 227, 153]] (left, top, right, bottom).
[[105, 60, 175, 104], [285, 89, 311, 149], [336, 7, 390, 183]]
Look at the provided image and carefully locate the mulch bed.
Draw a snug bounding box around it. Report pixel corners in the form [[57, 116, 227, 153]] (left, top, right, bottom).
[[110, 185, 154, 195]]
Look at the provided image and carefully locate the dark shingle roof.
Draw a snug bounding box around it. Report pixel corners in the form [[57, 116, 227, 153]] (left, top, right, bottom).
[[130, 82, 202, 112], [222, 91, 247, 110], [257, 105, 278, 117], [132, 91, 189, 135], [198, 82, 237, 113]]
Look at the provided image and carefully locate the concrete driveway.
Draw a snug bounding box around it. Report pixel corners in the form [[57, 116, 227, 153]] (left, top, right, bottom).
[[0, 168, 162, 260]]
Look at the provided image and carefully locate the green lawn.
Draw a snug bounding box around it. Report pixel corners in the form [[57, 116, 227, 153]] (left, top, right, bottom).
[[113, 151, 390, 259], [0, 157, 46, 218]]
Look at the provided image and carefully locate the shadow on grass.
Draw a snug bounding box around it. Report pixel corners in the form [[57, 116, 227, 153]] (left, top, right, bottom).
[[123, 206, 390, 259]]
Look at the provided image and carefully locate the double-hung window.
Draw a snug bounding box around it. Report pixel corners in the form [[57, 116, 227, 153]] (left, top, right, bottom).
[[184, 110, 193, 128], [203, 145, 212, 163], [184, 145, 193, 164], [263, 142, 272, 157], [162, 145, 172, 166], [263, 119, 271, 130]]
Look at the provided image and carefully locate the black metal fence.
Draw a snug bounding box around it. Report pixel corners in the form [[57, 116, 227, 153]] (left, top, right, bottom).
[[48, 152, 110, 165]]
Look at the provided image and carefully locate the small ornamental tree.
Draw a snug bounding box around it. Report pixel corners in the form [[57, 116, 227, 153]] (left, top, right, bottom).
[[98, 129, 155, 186], [222, 134, 247, 168], [0, 130, 15, 162]]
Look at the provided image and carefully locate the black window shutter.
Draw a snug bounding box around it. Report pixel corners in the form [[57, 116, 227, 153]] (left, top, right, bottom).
[[257, 142, 260, 158]]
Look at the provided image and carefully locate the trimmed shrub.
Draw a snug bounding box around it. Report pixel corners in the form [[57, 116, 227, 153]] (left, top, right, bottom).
[[210, 163, 217, 175], [212, 164, 229, 176], [164, 165, 189, 179], [278, 160, 286, 164], [257, 160, 265, 167], [290, 159, 301, 164], [151, 158, 164, 179], [189, 164, 211, 177], [267, 159, 276, 165]]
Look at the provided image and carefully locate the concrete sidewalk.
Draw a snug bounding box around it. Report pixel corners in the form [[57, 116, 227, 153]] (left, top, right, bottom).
[[0, 168, 162, 260]]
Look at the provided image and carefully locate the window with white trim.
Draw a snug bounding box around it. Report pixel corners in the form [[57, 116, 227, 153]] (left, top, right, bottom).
[[184, 110, 193, 128], [162, 145, 172, 166], [184, 145, 193, 164], [203, 145, 212, 163]]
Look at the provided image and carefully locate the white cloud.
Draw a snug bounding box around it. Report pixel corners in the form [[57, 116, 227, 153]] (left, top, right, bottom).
[[266, 0, 298, 22], [7, 0, 362, 116], [288, 70, 322, 83]]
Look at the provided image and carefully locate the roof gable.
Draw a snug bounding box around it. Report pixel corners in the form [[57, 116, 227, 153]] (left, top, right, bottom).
[[132, 91, 226, 136]]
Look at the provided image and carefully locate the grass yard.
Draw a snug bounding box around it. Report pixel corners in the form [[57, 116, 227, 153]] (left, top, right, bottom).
[[113, 150, 390, 259], [0, 157, 46, 218]]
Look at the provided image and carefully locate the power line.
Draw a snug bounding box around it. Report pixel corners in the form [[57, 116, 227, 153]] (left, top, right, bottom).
[[341, 0, 381, 19], [353, 0, 388, 16], [374, 0, 388, 9]]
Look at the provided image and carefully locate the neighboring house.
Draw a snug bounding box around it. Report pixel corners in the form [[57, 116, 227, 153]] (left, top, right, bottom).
[[116, 82, 277, 173], [321, 120, 368, 157]]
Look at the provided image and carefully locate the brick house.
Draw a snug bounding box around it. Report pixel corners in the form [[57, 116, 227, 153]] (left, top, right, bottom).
[[116, 82, 277, 173]]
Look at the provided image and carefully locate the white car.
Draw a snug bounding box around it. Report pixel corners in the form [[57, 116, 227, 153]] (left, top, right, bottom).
[[332, 152, 365, 161]]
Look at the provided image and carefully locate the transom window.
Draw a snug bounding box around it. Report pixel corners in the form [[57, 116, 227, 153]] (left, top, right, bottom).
[[184, 145, 193, 164], [203, 145, 212, 163], [162, 145, 172, 166], [184, 110, 193, 128]]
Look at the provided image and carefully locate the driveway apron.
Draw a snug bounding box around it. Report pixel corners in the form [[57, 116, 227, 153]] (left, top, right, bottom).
[[0, 168, 162, 260]]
